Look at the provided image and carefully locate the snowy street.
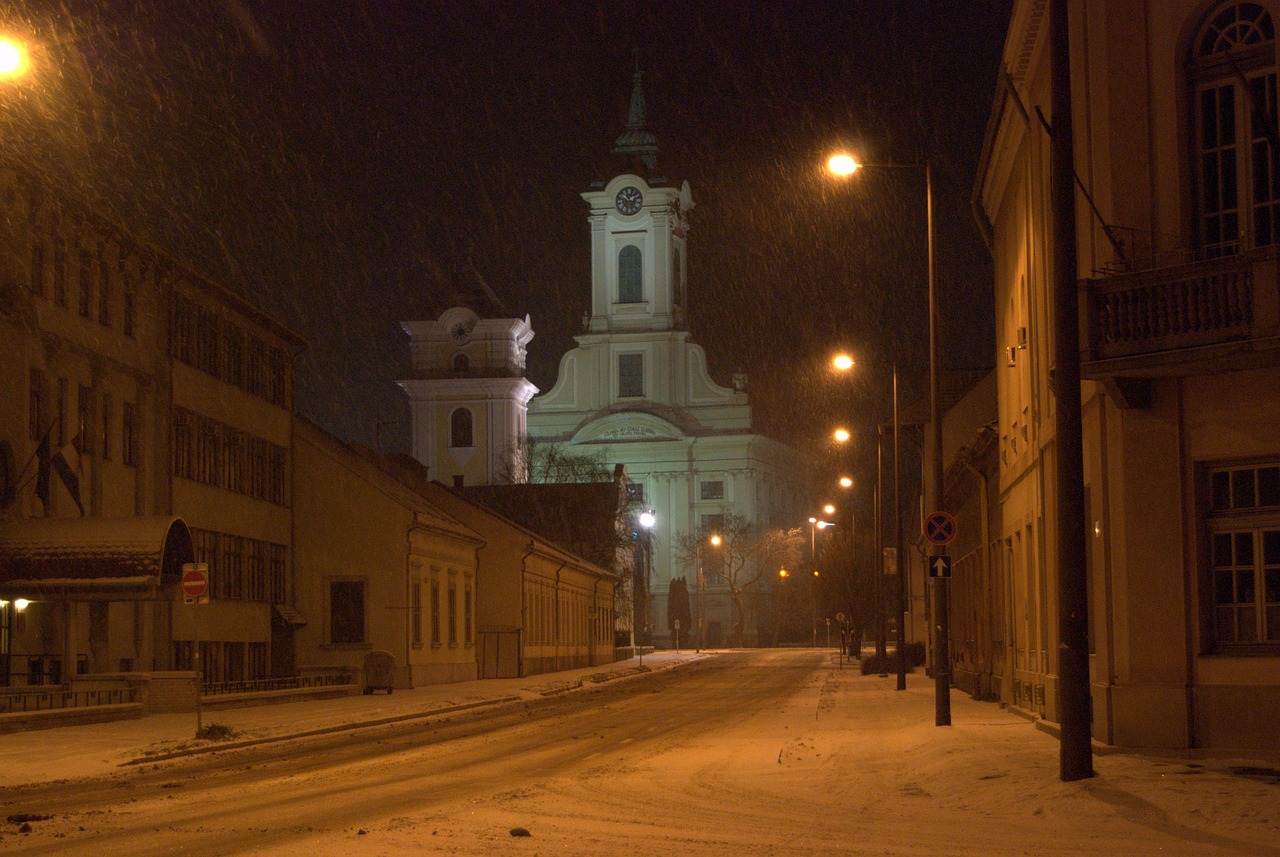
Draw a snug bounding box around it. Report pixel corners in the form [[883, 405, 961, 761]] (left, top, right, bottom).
[[1, 649, 1277, 855]]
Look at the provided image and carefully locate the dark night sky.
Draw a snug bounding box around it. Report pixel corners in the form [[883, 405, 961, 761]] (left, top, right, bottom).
[[2, 1, 1009, 474]]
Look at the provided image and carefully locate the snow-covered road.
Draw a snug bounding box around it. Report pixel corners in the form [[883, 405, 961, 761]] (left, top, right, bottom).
[[1, 650, 1276, 855]]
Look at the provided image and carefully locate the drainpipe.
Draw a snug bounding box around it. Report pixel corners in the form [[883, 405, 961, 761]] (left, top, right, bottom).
[[961, 451, 992, 697], [554, 560, 566, 671], [405, 523, 414, 689], [519, 541, 535, 678]]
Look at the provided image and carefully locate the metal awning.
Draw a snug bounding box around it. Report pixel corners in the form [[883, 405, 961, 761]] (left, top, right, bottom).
[[0, 516, 194, 595], [274, 603, 307, 626]]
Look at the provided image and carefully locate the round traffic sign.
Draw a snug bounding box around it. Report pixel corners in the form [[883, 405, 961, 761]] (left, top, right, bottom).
[[181, 567, 208, 599], [923, 511, 957, 546]]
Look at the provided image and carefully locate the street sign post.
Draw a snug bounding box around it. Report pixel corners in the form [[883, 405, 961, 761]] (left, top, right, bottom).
[[923, 511, 957, 546], [182, 563, 209, 605]]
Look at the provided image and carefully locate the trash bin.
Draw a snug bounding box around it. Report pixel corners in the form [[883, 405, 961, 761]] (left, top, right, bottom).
[[362, 650, 395, 694]]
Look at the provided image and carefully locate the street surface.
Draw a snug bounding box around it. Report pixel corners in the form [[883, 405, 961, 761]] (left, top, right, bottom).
[[1, 649, 1277, 855]]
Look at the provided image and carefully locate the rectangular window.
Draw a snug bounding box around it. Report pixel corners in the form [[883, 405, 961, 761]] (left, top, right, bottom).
[[626, 481, 644, 503], [77, 248, 93, 318], [411, 582, 423, 646], [618, 353, 643, 398], [464, 581, 473, 645], [700, 513, 725, 535], [28, 368, 46, 440], [77, 384, 93, 454], [52, 242, 66, 307], [122, 287, 135, 338], [121, 401, 137, 467], [448, 578, 458, 645], [172, 294, 193, 364], [100, 394, 112, 461], [267, 543, 287, 604], [57, 378, 67, 446], [1207, 462, 1280, 649], [98, 249, 111, 327], [30, 242, 45, 296], [431, 578, 441, 645], [700, 480, 725, 500], [329, 580, 365, 645]]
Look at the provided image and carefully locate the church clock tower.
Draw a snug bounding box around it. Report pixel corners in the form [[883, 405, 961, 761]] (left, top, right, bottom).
[[582, 68, 694, 335]]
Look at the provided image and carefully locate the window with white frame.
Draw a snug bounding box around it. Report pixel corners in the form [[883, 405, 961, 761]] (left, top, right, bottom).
[[618, 245, 642, 303], [1207, 461, 1280, 648], [1193, 3, 1279, 255]]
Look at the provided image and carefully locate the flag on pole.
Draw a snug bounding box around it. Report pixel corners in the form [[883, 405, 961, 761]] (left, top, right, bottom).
[[51, 431, 84, 515]]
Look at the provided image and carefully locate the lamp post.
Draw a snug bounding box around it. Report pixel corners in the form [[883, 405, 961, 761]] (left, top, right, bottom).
[[637, 509, 656, 659], [829, 155, 947, 724]]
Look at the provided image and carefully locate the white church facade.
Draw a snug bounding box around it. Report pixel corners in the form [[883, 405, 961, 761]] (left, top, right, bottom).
[[526, 72, 808, 647], [400, 70, 808, 647]]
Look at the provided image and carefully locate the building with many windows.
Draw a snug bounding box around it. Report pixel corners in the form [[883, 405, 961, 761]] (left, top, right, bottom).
[[0, 155, 303, 694], [974, 0, 1280, 748]]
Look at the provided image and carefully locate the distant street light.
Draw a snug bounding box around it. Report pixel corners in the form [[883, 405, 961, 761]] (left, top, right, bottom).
[[833, 428, 851, 443], [833, 353, 906, 691], [0, 37, 28, 79], [828, 152, 947, 723], [636, 509, 656, 659]]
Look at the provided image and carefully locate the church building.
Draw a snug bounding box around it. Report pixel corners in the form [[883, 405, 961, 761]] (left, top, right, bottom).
[[525, 70, 808, 647]]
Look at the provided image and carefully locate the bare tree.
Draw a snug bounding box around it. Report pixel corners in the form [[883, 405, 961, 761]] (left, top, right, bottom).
[[501, 436, 613, 484], [675, 513, 803, 648]]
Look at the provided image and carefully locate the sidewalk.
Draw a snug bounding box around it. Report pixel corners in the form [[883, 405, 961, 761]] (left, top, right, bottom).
[[0, 651, 706, 788]]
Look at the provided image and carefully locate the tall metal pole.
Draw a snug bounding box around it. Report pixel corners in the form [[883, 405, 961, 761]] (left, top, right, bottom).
[[894, 363, 907, 691], [1050, 0, 1094, 782], [926, 162, 951, 726], [875, 429, 887, 668]]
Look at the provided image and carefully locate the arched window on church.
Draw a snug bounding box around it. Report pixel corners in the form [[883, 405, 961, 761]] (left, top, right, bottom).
[[450, 407, 473, 449], [452, 353, 469, 373], [1192, 2, 1279, 255], [618, 245, 642, 303]]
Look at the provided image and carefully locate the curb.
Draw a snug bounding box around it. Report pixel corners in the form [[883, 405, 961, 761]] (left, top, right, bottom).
[[122, 696, 521, 766]]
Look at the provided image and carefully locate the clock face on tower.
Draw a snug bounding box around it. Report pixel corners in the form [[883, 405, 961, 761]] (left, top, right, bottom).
[[614, 186, 643, 216]]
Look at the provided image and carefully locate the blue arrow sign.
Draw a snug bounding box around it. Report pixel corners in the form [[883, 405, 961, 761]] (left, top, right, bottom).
[[929, 555, 952, 578]]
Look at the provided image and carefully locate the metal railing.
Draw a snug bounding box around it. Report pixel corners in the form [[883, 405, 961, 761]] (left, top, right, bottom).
[[201, 671, 355, 696], [0, 686, 136, 714]]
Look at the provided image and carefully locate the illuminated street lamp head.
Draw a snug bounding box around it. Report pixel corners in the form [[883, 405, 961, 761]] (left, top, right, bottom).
[[823, 504, 836, 515], [816, 521, 834, 530], [839, 476, 853, 488], [779, 568, 789, 579], [833, 354, 854, 372], [808, 517, 817, 524], [709, 534, 722, 547], [828, 153, 859, 176], [0, 37, 28, 78], [833, 428, 851, 443], [638, 509, 656, 529]]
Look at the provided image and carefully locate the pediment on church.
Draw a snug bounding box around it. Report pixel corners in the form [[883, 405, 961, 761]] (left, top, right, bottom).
[[572, 411, 686, 444]]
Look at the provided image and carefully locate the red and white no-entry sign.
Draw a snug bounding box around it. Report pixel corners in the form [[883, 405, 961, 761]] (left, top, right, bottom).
[[181, 563, 209, 603]]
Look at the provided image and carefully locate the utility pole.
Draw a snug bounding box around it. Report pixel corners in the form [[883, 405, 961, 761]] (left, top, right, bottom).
[[1050, 0, 1094, 782]]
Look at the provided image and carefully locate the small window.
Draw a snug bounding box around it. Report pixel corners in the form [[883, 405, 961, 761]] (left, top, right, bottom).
[[626, 481, 645, 503], [448, 578, 458, 645], [618, 353, 643, 398], [329, 580, 365, 645], [701, 480, 725, 500], [618, 246, 642, 303], [452, 353, 469, 373], [411, 582, 423, 646], [450, 407, 473, 448], [700, 513, 725, 535], [431, 578, 441, 645]]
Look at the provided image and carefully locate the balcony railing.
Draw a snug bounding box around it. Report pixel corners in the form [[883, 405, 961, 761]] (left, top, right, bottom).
[[1084, 250, 1272, 362]]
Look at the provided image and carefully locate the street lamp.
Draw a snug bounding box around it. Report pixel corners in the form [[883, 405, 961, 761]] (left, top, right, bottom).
[[829, 153, 948, 724], [0, 37, 28, 79], [833, 354, 906, 691], [637, 510, 656, 658]]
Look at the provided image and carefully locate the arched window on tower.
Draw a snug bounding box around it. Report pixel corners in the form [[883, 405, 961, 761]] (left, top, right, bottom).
[[450, 407, 473, 449], [618, 245, 642, 303], [1193, 2, 1279, 255], [452, 353, 469, 374]]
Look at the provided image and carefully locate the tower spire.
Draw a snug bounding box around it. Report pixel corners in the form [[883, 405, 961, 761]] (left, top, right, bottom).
[[612, 51, 658, 173]]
